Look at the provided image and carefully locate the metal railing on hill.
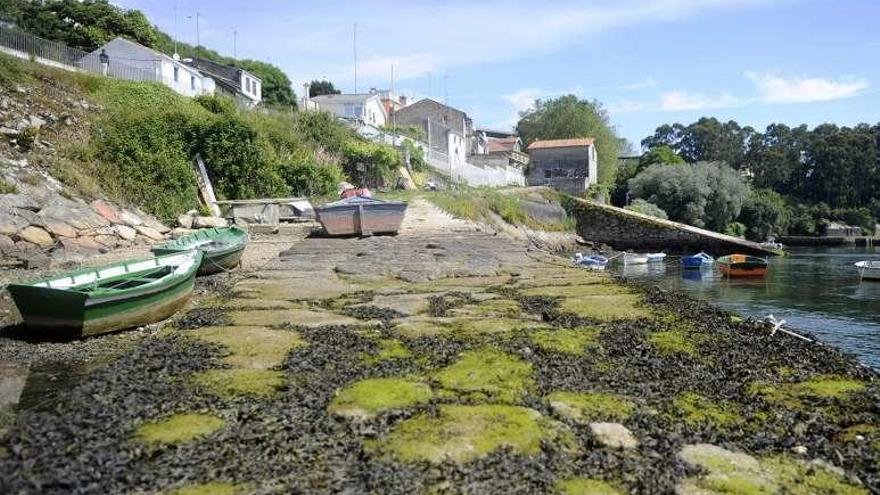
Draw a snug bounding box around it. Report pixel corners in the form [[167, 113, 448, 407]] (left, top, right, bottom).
[[0, 24, 158, 82]]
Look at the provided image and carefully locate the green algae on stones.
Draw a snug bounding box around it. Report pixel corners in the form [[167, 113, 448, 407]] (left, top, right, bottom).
[[135, 413, 224, 445], [522, 284, 629, 298], [558, 294, 651, 321], [749, 376, 866, 407], [545, 391, 634, 424], [165, 482, 244, 495], [555, 478, 624, 495], [188, 326, 305, 369], [672, 393, 741, 428], [193, 369, 286, 398], [530, 327, 600, 355], [434, 349, 533, 403], [233, 276, 364, 301], [677, 444, 866, 495], [368, 404, 572, 464], [361, 338, 412, 365], [329, 377, 432, 420], [228, 309, 362, 328], [648, 330, 697, 356], [449, 298, 524, 318], [393, 316, 544, 338]]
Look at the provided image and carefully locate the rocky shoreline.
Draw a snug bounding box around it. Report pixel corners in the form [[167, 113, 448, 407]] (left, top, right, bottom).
[[0, 199, 877, 494]]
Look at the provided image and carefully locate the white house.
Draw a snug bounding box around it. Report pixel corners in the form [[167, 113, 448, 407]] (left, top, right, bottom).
[[83, 38, 215, 98], [183, 57, 261, 106], [310, 92, 387, 127]]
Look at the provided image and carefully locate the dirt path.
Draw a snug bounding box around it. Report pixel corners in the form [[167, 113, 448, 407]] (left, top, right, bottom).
[[0, 196, 877, 495]]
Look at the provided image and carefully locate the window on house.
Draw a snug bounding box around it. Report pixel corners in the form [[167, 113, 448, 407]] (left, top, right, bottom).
[[173, 66, 179, 82], [191, 75, 196, 90], [544, 170, 552, 179]]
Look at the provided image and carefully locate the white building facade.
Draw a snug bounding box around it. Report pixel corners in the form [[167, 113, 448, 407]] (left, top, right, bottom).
[[310, 93, 387, 127]]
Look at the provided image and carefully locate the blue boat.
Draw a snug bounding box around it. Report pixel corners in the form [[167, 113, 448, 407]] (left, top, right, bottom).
[[681, 252, 714, 269], [574, 253, 609, 270]]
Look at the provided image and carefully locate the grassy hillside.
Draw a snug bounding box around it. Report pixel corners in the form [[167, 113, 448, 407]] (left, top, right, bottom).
[[0, 54, 402, 221]]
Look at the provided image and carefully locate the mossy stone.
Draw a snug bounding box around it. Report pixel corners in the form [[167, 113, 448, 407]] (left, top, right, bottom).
[[367, 404, 573, 464], [433, 349, 533, 403], [193, 369, 286, 398], [228, 309, 362, 328], [673, 393, 741, 427], [361, 338, 412, 364], [188, 326, 305, 369], [555, 477, 624, 495], [449, 298, 523, 318], [135, 413, 224, 445], [762, 456, 867, 495], [165, 482, 244, 495], [530, 327, 600, 355], [749, 376, 866, 407], [545, 391, 634, 423], [522, 284, 630, 298], [329, 377, 432, 420], [648, 330, 697, 356], [393, 316, 544, 338], [559, 294, 651, 321], [233, 276, 363, 301]]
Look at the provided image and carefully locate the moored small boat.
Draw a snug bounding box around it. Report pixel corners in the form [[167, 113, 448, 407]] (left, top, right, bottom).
[[681, 252, 714, 269], [151, 226, 248, 275], [574, 253, 609, 270], [647, 252, 667, 263], [621, 252, 649, 265], [315, 196, 407, 236], [855, 260, 880, 281], [717, 254, 768, 278], [6, 251, 202, 338]]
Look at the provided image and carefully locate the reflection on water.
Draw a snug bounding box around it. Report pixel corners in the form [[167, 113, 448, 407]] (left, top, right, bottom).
[[612, 246, 880, 368]]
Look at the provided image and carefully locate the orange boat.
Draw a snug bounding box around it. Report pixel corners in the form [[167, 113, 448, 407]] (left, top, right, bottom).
[[717, 254, 768, 277]]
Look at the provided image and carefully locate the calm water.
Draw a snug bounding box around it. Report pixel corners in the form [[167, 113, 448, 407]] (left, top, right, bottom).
[[610, 247, 880, 368]]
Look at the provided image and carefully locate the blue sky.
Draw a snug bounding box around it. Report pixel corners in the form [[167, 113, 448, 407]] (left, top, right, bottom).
[[116, 0, 879, 148]]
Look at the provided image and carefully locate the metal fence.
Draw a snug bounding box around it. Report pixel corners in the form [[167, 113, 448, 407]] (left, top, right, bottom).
[[0, 24, 158, 82]]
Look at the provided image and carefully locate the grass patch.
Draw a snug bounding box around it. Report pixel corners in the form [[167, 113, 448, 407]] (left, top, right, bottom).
[[530, 327, 600, 355], [193, 369, 286, 398], [165, 482, 245, 495], [329, 377, 432, 420], [188, 326, 305, 369], [648, 329, 698, 357], [361, 338, 412, 365], [433, 348, 533, 403], [555, 478, 624, 495], [428, 188, 574, 232], [748, 376, 866, 407], [0, 178, 17, 194], [449, 298, 522, 318], [135, 413, 224, 445], [367, 404, 573, 464], [672, 393, 741, 428], [545, 391, 634, 423], [559, 294, 651, 321]]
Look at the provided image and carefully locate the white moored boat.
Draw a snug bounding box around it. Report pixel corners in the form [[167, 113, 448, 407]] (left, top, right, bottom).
[[622, 253, 649, 265], [855, 261, 880, 281]]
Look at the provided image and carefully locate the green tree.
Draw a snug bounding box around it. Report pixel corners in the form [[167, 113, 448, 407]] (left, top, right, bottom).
[[309, 80, 341, 97], [628, 162, 749, 231], [738, 189, 791, 241], [642, 118, 753, 169], [625, 199, 667, 219], [516, 95, 621, 184], [639, 145, 684, 167]]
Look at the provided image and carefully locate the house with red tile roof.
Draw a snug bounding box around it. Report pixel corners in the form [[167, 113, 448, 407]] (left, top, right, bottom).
[[526, 138, 598, 195]]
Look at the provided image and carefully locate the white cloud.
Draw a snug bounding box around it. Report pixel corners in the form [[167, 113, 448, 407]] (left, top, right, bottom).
[[612, 90, 739, 113], [619, 77, 658, 90], [746, 71, 869, 103]]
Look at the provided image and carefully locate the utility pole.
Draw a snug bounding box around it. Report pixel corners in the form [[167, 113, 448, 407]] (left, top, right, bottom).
[[195, 12, 200, 65], [173, 0, 178, 56], [353, 23, 358, 93]]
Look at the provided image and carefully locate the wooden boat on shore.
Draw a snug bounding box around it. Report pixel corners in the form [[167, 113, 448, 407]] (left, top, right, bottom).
[[151, 226, 248, 275], [315, 196, 407, 236], [855, 260, 880, 281], [574, 253, 609, 270], [717, 254, 768, 278], [6, 251, 202, 338], [681, 252, 714, 269]]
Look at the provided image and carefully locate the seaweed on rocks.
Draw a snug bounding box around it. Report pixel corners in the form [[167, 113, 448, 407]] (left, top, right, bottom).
[[173, 307, 232, 330]]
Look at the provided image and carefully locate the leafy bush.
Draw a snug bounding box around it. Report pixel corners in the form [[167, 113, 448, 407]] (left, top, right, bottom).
[[723, 222, 747, 238], [341, 140, 401, 188], [625, 199, 667, 219], [831, 207, 875, 234], [383, 124, 426, 141], [738, 189, 791, 241], [194, 95, 237, 116], [628, 161, 749, 231], [280, 162, 345, 197], [401, 139, 427, 172]]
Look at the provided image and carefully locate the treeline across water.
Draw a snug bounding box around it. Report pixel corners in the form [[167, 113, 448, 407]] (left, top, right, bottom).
[[615, 117, 880, 241]]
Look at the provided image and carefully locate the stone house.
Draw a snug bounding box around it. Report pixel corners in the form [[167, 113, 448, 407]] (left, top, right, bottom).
[[83, 38, 215, 98], [311, 92, 387, 127], [391, 99, 472, 165], [183, 57, 262, 106], [526, 138, 598, 195]]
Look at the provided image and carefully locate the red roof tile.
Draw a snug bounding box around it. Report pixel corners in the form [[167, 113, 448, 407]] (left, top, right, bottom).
[[527, 138, 594, 150]]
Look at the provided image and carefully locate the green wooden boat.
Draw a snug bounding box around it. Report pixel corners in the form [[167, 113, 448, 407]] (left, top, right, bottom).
[[151, 226, 248, 275], [6, 250, 202, 338]]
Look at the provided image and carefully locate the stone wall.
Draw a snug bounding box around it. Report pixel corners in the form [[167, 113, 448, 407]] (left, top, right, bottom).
[[562, 196, 780, 256]]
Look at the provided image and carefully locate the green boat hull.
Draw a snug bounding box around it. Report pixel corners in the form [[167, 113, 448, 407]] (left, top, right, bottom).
[[152, 226, 248, 275], [6, 252, 201, 338]]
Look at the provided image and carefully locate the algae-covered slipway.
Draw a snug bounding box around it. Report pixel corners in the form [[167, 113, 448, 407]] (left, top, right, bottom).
[[1, 199, 878, 494]]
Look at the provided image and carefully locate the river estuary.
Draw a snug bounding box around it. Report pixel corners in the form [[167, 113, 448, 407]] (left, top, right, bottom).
[[613, 246, 880, 368]]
